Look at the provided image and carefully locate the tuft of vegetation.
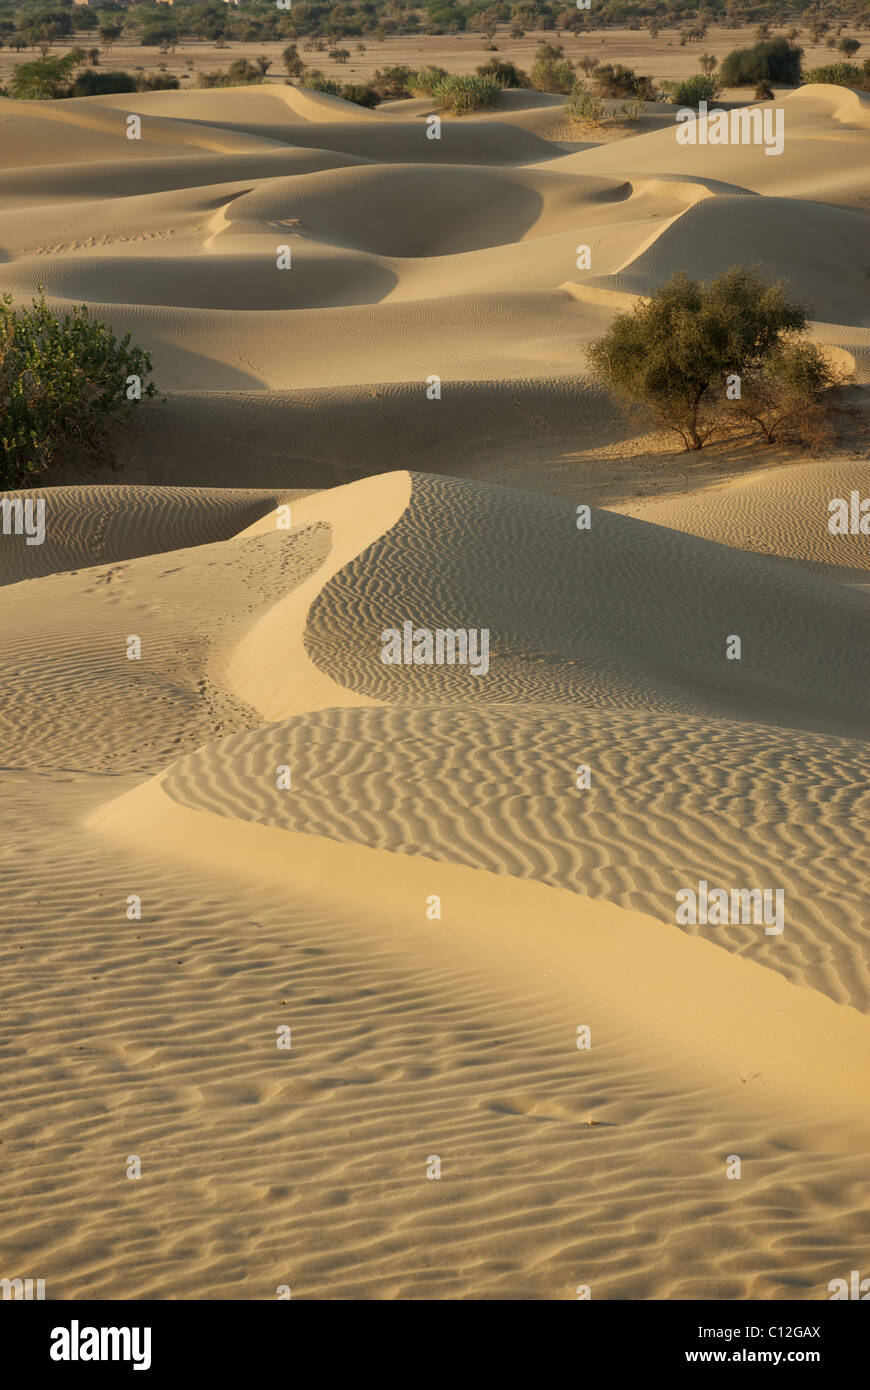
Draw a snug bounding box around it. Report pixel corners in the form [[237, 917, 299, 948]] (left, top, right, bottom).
[[10, 51, 77, 99], [430, 72, 500, 114], [371, 64, 415, 99], [802, 61, 870, 89], [530, 41, 575, 94], [566, 82, 605, 126], [197, 59, 267, 89], [339, 82, 379, 107], [720, 38, 803, 86], [69, 68, 137, 96], [1, 291, 157, 489], [300, 70, 342, 95], [661, 73, 722, 105], [594, 62, 656, 99], [282, 44, 305, 78], [475, 58, 530, 88], [587, 267, 846, 452], [137, 72, 180, 92], [407, 64, 450, 95]]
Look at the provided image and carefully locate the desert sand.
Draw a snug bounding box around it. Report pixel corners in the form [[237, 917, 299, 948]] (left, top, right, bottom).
[[2, 74, 870, 1300]]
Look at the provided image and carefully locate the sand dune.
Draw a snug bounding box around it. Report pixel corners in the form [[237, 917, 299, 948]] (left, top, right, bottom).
[[2, 81, 867, 476], [4, 464, 870, 1298], [4, 75, 870, 1302]]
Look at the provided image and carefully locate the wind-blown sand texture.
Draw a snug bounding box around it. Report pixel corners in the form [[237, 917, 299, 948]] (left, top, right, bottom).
[[2, 79, 870, 1300]]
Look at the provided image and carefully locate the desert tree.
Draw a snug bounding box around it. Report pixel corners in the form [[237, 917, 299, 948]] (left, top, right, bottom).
[[586, 267, 838, 452]]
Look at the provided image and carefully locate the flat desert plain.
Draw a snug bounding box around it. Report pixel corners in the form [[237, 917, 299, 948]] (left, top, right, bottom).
[[1, 71, 870, 1300]]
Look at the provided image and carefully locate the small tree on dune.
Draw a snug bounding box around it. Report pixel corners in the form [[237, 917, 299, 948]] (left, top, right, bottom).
[[587, 268, 845, 452]]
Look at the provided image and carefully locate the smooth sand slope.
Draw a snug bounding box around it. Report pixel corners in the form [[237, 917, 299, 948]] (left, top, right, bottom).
[[3, 470, 870, 1299], [1, 82, 869, 481]]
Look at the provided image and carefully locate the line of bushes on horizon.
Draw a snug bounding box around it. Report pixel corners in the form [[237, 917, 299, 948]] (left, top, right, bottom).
[[1, 0, 869, 52], [1, 49, 180, 97], [5, 32, 870, 105]]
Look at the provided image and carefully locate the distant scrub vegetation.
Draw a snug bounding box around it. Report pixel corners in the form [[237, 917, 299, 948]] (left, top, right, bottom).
[[1, 2, 868, 104], [5, 49, 179, 96], [802, 59, 870, 88], [720, 36, 804, 84], [0, 0, 869, 53], [197, 55, 270, 85]]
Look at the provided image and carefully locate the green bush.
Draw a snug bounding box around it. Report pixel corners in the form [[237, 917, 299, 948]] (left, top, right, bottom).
[[531, 42, 575, 94], [802, 61, 870, 89], [69, 68, 137, 97], [10, 52, 77, 99], [197, 60, 266, 89], [371, 64, 415, 98], [1, 292, 157, 488], [300, 70, 342, 95], [729, 339, 848, 447], [407, 64, 449, 95], [662, 73, 721, 106], [475, 58, 530, 88], [587, 267, 817, 451], [566, 83, 605, 125], [754, 79, 774, 99], [282, 44, 305, 78], [594, 62, 656, 99], [339, 83, 379, 107], [430, 73, 500, 113], [137, 72, 179, 91], [720, 38, 803, 86]]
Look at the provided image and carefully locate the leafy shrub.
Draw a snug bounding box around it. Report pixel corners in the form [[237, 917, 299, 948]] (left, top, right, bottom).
[[728, 340, 849, 447], [720, 38, 803, 86], [587, 267, 830, 451], [300, 70, 342, 95], [407, 64, 449, 95], [594, 63, 655, 99], [476, 58, 530, 88], [802, 61, 870, 89], [662, 73, 721, 106], [1, 291, 157, 488], [754, 79, 774, 99], [10, 52, 77, 99], [617, 95, 646, 121], [371, 64, 415, 98], [197, 59, 265, 89], [430, 73, 500, 113], [531, 41, 575, 94], [69, 68, 137, 96], [137, 72, 179, 91], [339, 83, 379, 107], [566, 83, 605, 125], [282, 43, 305, 78]]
